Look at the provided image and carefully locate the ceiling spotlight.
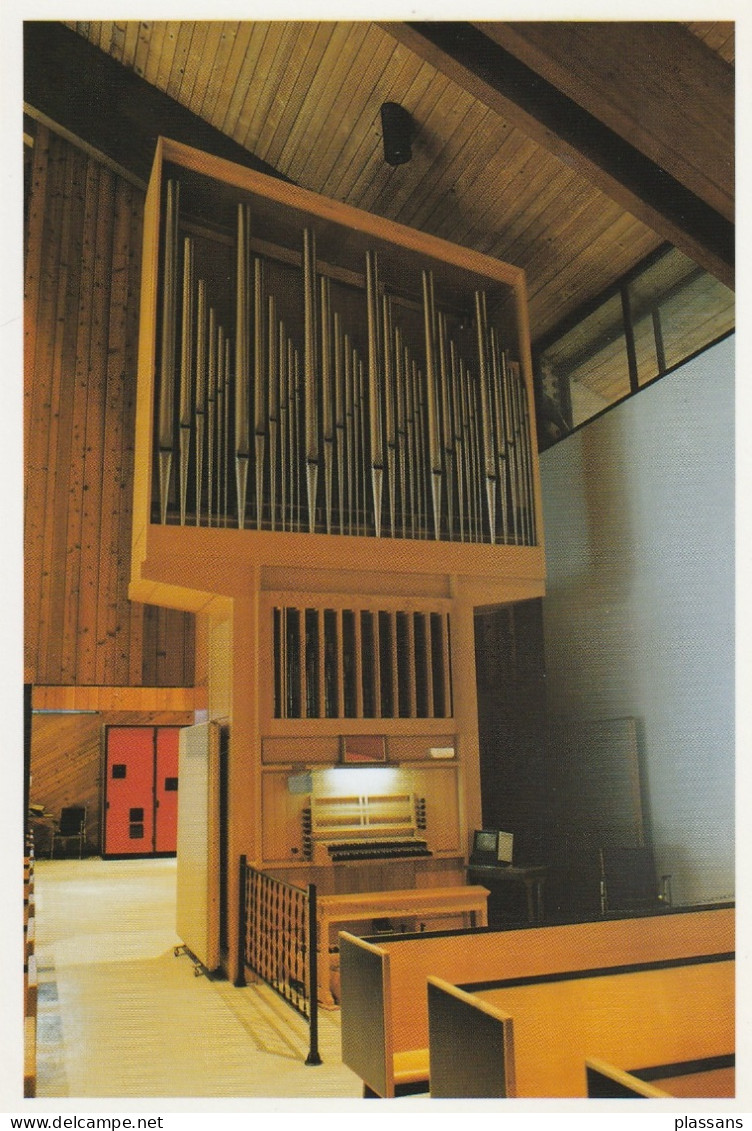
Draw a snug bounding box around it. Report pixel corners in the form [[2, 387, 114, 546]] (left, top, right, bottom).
[[380, 102, 414, 166]]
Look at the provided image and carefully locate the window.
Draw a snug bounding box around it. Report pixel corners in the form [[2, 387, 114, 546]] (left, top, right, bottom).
[[534, 246, 734, 450]]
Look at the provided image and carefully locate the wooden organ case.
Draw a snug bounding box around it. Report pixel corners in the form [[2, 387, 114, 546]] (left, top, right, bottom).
[[130, 138, 546, 976]]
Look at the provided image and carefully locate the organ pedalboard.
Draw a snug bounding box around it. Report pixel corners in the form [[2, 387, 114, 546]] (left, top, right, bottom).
[[304, 790, 432, 865]]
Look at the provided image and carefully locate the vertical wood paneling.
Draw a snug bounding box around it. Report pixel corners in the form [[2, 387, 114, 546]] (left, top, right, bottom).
[[44, 145, 87, 680], [60, 156, 99, 684], [25, 125, 196, 688], [96, 176, 130, 686]]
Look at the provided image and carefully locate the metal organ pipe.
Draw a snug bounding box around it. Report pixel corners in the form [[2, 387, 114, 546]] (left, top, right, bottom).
[[153, 183, 536, 545]]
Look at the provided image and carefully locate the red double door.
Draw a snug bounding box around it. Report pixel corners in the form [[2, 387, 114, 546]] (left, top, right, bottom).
[[104, 726, 181, 856]]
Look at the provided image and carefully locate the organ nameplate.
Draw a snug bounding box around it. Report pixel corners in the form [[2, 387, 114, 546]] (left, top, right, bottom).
[[429, 746, 455, 759]]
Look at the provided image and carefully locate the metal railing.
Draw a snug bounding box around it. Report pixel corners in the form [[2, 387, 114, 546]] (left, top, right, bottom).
[[238, 857, 321, 1066]]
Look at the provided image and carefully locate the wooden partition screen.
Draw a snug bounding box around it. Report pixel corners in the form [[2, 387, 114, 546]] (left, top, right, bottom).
[[176, 720, 221, 971]]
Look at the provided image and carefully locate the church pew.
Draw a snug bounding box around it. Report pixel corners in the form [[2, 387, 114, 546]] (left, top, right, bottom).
[[585, 1056, 734, 1099], [427, 953, 733, 1098], [426, 976, 514, 1097], [24, 851, 37, 1098], [338, 904, 733, 1092], [338, 934, 430, 1098]]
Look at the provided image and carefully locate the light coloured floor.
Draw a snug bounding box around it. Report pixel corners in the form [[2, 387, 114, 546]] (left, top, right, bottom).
[[32, 856, 363, 1101]]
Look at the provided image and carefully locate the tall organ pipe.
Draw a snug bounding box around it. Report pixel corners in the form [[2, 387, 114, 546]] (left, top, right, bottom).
[[474, 290, 497, 543], [321, 276, 334, 534], [303, 229, 319, 532], [158, 179, 180, 524], [235, 204, 251, 529], [253, 256, 266, 529], [422, 270, 442, 540], [179, 236, 194, 526], [194, 278, 207, 525], [366, 251, 384, 537]]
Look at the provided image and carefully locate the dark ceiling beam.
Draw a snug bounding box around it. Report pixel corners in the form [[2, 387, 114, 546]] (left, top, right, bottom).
[[23, 21, 290, 191], [382, 21, 734, 290], [478, 22, 733, 224]]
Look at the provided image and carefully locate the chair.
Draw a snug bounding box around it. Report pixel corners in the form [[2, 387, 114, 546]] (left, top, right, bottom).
[[50, 806, 87, 859], [598, 845, 664, 915]]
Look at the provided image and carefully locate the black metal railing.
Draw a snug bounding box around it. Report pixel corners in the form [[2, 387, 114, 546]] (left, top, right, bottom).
[[238, 857, 321, 1066]]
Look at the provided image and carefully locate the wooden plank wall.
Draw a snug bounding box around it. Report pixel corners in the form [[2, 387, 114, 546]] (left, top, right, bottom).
[[24, 122, 195, 689]]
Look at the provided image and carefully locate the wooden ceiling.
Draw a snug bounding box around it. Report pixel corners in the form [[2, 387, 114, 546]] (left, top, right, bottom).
[[29, 19, 734, 345]]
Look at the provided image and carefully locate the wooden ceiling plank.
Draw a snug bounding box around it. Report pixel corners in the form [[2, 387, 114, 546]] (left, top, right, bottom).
[[367, 68, 457, 220], [253, 23, 313, 159], [287, 22, 381, 190], [197, 22, 243, 127], [400, 96, 491, 231], [174, 21, 212, 112], [320, 37, 425, 200], [110, 22, 128, 64], [302, 26, 393, 192], [165, 22, 196, 102], [276, 23, 358, 177], [523, 192, 631, 296], [226, 22, 280, 142], [419, 115, 533, 248], [132, 21, 154, 80], [210, 21, 257, 132], [180, 22, 223, 118], [154, 22, 182, 93], [527, 211, 657, 331], [121, 21, 141, 67], [441, 132, 542, 252], [263, 23, 335, 168], [491, 161, 589, 269], [282, 23, 373, 184], [537, 227, 661, 334], [381, 21, 733, 288], [141, 22, 168, 87]]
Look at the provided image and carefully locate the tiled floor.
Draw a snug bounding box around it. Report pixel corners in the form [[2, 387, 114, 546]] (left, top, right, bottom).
[[31, 857, 362, 1101]]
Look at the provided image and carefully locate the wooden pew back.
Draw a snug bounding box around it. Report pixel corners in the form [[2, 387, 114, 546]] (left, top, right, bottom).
[[381, 907, 733, 1051], [470, 954, 734, 1097], [427, 976, 514, 1098], [586, 1058, 671, 1098], [338, 933, 394, 1097]]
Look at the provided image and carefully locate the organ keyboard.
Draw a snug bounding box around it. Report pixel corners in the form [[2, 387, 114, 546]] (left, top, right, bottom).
[[325, 838, 432, 863]]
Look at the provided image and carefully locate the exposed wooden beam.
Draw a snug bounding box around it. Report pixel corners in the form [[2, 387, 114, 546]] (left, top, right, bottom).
[[23, 21, 290, 190], [382, 21, 734, 290], [478, 22, 733, 224]]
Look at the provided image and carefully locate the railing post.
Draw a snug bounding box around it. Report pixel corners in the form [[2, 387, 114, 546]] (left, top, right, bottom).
[[305, 882, 321, 1066], [235, 854, 247, 987]]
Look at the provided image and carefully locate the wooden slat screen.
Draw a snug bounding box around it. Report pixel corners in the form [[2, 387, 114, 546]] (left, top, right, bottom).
[[273, 603, 453, 720]]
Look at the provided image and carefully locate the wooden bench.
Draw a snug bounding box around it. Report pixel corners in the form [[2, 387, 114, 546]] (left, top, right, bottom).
[[426, 976, 514, 1097], [585, 1056, 735, 1099], [317, 884, 489, 1008], [339, 905, 733, 1092], [427, 952, 734, 1098], [338, 934, 430, 1097], [24, 852, 37, 1098]]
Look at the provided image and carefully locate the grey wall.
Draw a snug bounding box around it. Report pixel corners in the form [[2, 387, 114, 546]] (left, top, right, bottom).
[[539, 336, 734, 906]]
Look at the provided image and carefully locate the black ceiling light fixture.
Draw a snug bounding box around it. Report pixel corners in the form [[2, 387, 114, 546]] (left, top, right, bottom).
[[380, 102, 414, 166]]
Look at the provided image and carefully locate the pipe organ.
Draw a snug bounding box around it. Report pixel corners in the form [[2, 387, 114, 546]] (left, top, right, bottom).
[[131, 139, 546, 973], [151, 166, 537, 546]]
